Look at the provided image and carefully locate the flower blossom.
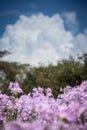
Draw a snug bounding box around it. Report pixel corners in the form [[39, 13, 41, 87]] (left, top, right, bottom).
[[8, 82, 23, 95]]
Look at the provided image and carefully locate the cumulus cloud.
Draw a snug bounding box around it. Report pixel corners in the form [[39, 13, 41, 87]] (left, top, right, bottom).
[[0, 13, 87, 66], [63, 12, 77, 24], [62, 12, 79, 35], [72, 32, 87, 57]]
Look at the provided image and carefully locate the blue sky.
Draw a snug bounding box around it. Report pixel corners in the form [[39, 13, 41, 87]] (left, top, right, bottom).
[[0, 0, 87, 66]]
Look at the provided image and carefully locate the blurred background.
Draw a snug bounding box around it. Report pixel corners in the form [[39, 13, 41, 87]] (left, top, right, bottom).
[[0, 0, 87, 96]]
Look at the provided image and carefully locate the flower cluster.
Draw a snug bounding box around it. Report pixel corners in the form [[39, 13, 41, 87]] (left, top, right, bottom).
[[8, 82, 23, 95], [0, 81, 87, 130]]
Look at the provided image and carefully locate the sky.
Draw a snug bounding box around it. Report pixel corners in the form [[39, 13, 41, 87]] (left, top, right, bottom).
[[0, 0, 87, 66]]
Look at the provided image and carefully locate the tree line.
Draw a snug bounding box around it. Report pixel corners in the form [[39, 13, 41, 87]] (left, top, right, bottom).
[[0, 54, 87, 97]]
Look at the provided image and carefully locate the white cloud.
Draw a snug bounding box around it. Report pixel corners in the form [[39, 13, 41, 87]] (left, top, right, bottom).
[[63, 12, 77, 24], [62, 12, 79, 34], [72, 32, 87, 56], [0, 13, 87, 66]]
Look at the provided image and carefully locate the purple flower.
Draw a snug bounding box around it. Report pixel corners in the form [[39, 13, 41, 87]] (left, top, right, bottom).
[[8, 82, 23, 95], [1, 81, 87, 129]]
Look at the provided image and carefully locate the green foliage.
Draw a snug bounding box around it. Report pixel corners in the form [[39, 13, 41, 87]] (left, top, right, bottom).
[[0, 54, 87, 97], [56, 57, 83, 87], [0, 50, 10, 57]]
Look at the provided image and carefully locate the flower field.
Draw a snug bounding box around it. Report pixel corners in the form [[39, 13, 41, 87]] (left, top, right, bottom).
[[0, 81, 87, 130]]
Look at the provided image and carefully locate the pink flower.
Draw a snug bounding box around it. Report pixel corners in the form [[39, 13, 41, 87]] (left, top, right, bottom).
[[8, 82, 23, 95]]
